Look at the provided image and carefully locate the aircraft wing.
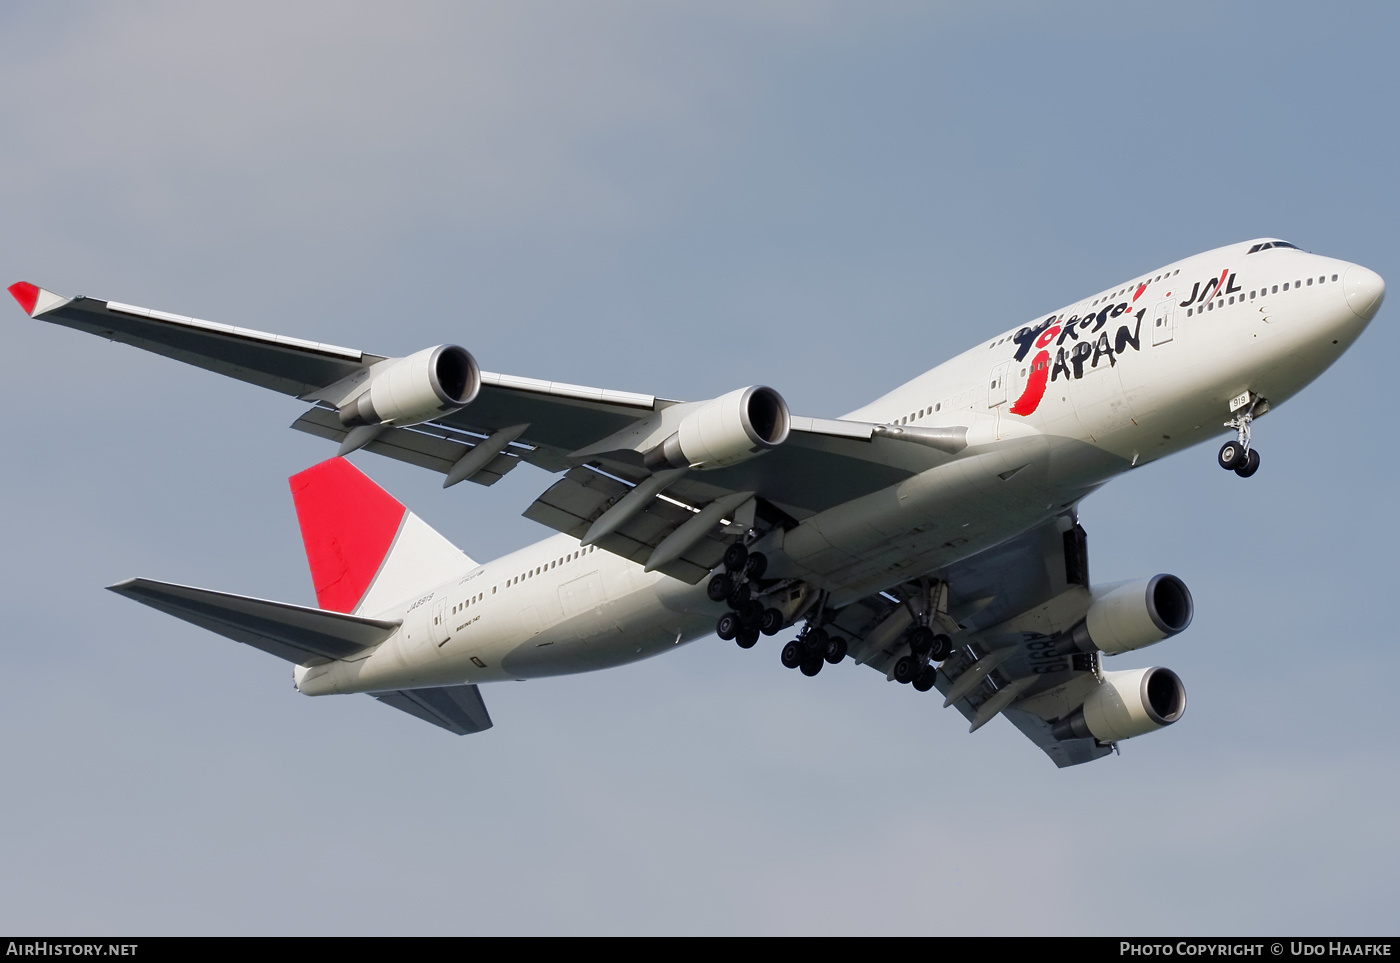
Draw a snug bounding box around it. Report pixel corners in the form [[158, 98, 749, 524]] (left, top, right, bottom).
[[13, 283, 967, 578], [823, 516, 1113, 768]]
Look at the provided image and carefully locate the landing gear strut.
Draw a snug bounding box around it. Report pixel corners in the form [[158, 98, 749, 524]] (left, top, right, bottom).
[[892, 579, 956, 694]]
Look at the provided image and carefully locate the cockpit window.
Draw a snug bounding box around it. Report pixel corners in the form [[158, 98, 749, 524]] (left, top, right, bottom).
[[1247, 240, 1300, 254]]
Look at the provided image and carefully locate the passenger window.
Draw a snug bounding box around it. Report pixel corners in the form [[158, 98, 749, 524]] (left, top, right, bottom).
[[1228, 296, 1235, 304], [1332, 274, 1338, 282], [1272, 285, 1278, 293], [1283, 283, 1289, 291], [1187, 308, 1193, 317], [1307, 278, 1313, 286]]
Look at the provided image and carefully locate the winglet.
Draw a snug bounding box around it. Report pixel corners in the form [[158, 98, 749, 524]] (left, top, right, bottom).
[[9, 282, 40, 315], [8, 282, 68, 318]]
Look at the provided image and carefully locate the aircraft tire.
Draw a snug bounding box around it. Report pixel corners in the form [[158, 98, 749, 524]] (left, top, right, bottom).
[[736, 627, 760, 649], [743, 552, 767, 580], [913, 667, 938, 692], [804, 627, 829, 654], [930, 633, 953, 661], [738, 599, 765, 627], [781, 641, 804, 669], [707, 573, 734, 602], [1218, 441, 1247, 470], [800, 655, 824, 677], [723, 542, 749, 572], [760, 608, 784, 636], [1235, 448, 1261, 478], [909, 625, 934, 656], [716, 612, 740, 641], [824, 635, 848, 665], [893, 655, 917, 684]]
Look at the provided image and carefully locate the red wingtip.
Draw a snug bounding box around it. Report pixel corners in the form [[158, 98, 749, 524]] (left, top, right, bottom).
[[9, 282, 40, 316]]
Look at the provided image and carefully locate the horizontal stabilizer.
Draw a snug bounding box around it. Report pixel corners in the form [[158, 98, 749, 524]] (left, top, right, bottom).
[[372, 685, 493, 735], [109, 577, 400, 665]]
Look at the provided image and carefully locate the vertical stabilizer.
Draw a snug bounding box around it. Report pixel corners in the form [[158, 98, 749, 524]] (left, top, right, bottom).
[[290, 458, 476, 616]]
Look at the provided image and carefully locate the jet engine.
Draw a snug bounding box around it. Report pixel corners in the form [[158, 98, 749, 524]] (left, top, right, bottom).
[[338, 345, 481, 429], [1056, 574, 1194, 656], [643, 385, 790, 471], [1051, 666, 1187, 743]]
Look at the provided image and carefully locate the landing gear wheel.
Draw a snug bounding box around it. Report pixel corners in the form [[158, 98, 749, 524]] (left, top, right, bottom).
[[800, 655, 824, 677], [706, 573, 734, 602], [804, 627, 830, 655], [726, 585, 751, 610], [736, 626, 760, 649], [824, 635, 848, 665], [759, 608, 785, 636], [780, 641, 803, 669], [1235, 448, 1261, 478], [743, 552, 768, 580], [738, 599, 765, 627], [722, 543, 749, 572], [1218, 441, 1247, 471], [716, 612, 740, 641], [908, 625, 934, 656], [913, 667, 938, 692], [930, 633, 953, 661], [893, 655, 917, 685]]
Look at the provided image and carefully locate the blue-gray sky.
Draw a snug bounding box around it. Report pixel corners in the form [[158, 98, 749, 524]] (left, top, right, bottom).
[[1, 1, 1396, 935]]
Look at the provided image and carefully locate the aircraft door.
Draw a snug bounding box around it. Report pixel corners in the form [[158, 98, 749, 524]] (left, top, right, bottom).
[[1151, 299, 1176, 346], [988, 361, 1011, 407], [432, 598, 451, 646]]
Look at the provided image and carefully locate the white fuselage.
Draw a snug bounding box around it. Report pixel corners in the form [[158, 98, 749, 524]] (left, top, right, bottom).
[[297, 240, 1381, 697]]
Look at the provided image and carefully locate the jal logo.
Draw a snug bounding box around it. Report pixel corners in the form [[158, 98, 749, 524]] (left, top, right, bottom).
[[1178, 268, 1241, 308]]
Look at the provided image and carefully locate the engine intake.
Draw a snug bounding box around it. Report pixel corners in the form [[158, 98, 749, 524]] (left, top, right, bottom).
[[1051, 666, 1187, 743], [1055, 574, 1194, 656], [644, 385, 790, 471], [339, 345, 480, 429]]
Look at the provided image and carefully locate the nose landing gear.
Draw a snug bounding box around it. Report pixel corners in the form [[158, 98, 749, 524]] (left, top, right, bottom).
[[1219, 393, 1265, 478]]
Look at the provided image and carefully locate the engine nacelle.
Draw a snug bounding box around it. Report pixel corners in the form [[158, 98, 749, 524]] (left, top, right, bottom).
[[1057, 574, 1194, 656], [338, 345, 480, 429], [644, 385, 790, 471], [1051, 666, 1187, 743]]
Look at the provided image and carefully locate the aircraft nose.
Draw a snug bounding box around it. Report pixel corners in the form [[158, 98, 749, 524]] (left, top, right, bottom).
[[1344, 265, 1385, 320]]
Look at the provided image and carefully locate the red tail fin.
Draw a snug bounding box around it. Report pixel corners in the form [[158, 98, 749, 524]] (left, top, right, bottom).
[[290, 458, 407, 613]]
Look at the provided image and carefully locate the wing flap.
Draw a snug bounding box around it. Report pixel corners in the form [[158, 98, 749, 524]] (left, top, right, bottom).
[[521, 465, 728, 583], [290, 404, 521, 486], [109, 577, 400, 665], [372, 684, 493, 735]]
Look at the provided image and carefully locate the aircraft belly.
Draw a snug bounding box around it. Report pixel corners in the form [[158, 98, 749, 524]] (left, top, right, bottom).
[[499, 580, 713, 678], [777, 435, 1123, 602]]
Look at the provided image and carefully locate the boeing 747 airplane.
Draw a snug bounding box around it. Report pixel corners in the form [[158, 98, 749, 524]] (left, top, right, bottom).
[[9, 238, 1383, 766]]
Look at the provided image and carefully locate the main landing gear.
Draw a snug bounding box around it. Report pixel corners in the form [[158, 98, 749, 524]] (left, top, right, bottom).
[[893, 625, 953, 693], [711, 543, 782, 650], [1218, 394, 1264, 478], [779, 622, 847, 677]]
